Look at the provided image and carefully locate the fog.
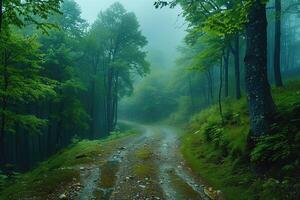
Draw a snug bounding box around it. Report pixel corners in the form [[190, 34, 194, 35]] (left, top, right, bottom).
[[75, 0, 186, 67]]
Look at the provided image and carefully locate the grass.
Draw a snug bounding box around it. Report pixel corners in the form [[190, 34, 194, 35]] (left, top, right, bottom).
[[0, 131, 136, 200], [181, 79, 300, 200], [133, 147, 155, 178]]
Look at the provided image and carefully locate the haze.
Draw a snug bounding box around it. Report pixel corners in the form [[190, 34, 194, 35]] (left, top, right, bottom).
[[75, 0, 186, 67]]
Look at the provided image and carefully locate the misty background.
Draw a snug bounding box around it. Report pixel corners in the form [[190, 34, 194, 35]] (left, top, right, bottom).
[[75, 0, 187, 68]]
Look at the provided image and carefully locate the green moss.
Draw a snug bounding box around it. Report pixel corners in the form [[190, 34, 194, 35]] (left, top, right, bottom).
[[135, 147, 152, 160]]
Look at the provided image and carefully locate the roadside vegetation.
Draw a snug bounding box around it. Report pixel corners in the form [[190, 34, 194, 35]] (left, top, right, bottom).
[[181, 79, 300, 200], [0, 130, 136, 199]]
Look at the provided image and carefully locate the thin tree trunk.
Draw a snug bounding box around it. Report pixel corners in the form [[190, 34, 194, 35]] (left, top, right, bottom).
[[0, 49, 8, 165], [207, 69, 213, 104], [188, 74, 196, 111], [234, 33, 241, 99], [0, 0, 3, 33], [219, 56, 224, 124], [90, 55, 99, 139], [106, 67, 114, 134], [274, 0, 283, 87], [244, 0, 276, 137], [224, 48, 230, 97]]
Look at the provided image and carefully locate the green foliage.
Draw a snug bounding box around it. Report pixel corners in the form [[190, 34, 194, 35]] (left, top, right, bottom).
[[0, 132, 136, 199], [181, 79, 300, 200], [120, 70, 177, 122], [0, 31, 56, 134], [2, 0, 63, 32]]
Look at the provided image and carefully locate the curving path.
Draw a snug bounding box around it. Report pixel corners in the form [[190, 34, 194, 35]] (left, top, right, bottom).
[[74, 122, 210, 200]]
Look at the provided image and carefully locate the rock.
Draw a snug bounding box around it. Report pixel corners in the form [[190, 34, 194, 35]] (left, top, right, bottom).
[[79, 167, 85, 171], [152, 196, 160, 200], [75, 154, 87, 159], [139, 184, 146, 189], [59, 193, 67, 199]]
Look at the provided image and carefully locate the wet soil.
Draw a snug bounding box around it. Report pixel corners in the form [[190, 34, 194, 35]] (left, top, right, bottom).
[[67, 122, 211, 200]]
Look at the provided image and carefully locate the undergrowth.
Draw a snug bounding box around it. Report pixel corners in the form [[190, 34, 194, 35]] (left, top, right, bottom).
[[181, 79, 300, 200], [0, 130, 136, 199]]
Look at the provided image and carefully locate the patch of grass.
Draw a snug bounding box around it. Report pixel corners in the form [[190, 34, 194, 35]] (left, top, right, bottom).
[[182, 134, 256, 200], [133, 147, 155, 178], [135, 147, 152, 160], [133, 164, 154, 178], [181, 79, 300, 200], [0, 131, 136, 199]]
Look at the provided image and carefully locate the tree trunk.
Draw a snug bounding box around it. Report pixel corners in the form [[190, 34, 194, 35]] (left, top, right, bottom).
[[188, 74, 196, 110], [234, 33, 241, 99], [244, 0, 276, 137], [106, 67, 114, 133], [0, 0, 3, 33], [207, 69, 213, 104], [274, 0, 283, 87], [219, 56, 224, 124], [90, 55, 99, 139], [224, 48, 230, 97], [0, 50, 8, 165]]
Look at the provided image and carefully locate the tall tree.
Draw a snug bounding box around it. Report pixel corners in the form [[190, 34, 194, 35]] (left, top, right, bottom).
[[274, 0, 283, 87], [244, 0, 276, 136], [90, 3, 149, 135], [0, 32, 56, 164]]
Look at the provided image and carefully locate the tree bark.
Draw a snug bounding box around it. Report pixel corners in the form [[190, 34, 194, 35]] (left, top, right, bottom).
[[224, 48, 230, 97], [234, 33, 241, 99], [0, 0, 3, 33], [219, 55, 224, 124], [206, 70, 213, 104], [244, 0, 276, 137], [0, 49, 8, 165], [188, 74, 196, 111], [274, 0, 283, 87]]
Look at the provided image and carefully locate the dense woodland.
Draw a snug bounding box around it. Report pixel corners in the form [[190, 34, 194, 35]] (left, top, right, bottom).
[[0, 0, 300, 199], [0, 0, 148, 170], [124, 0, 300, 124]]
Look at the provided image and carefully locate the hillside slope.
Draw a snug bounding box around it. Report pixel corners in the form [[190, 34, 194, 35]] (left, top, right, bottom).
[[181, 79, 300, 200]]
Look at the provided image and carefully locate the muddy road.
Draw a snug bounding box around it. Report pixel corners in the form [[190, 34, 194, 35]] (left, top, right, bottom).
[[74, 122, 210, 200]]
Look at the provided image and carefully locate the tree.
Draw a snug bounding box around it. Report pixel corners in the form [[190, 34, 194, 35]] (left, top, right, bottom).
[[0, 0, 62, 33], [274, 0, 283, 87], [0, 32, 56, 164], [244, 0, 276, 136], [89, 2, 149, 135], [39, 0, 90, 149]]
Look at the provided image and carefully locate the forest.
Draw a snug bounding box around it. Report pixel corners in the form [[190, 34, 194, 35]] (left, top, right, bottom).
[[0, 0, 300, 200]]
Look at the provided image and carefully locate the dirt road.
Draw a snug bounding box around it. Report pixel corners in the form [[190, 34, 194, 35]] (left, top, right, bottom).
[[74, 122, 210, 200]]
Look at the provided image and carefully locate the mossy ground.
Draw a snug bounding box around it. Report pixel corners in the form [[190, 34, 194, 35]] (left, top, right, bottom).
[[181, 79, 300, 200], [0, 131, 136, 200], [133, 146, 156, 178]]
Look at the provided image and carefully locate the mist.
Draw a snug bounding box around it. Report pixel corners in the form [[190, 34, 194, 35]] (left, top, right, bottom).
[[76, 0, 186, 67], [1, 1, 300, 199]]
